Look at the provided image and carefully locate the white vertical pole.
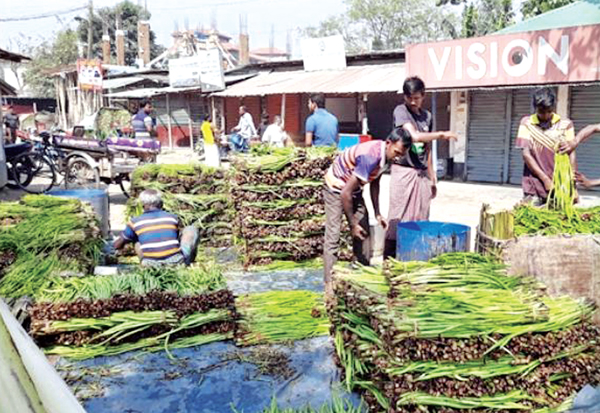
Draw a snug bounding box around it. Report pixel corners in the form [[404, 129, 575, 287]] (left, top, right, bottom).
[[166, 94, 173, 150], [187, 97, 194, 152], [280, 93, 286, 129]]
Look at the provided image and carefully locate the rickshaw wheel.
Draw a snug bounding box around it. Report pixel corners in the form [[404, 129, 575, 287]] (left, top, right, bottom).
[[65, 157, 100, 189]]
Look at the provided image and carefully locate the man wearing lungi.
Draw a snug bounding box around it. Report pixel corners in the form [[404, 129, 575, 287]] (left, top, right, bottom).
[[384, 77, 457, 258]]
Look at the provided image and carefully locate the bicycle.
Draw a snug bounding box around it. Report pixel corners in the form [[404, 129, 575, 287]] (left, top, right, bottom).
[[12, 132, 99, 194]]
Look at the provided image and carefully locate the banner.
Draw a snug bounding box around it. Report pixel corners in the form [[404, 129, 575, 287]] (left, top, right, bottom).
[[406, 24, 600, 89], [77, 59, 103, 91]]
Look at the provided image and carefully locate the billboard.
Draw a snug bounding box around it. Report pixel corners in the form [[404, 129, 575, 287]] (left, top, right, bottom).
[[168, 50, 225, 91], [301, 35, 347, 72], [77, 59, 103, 91], [406, 24, 600, 89]]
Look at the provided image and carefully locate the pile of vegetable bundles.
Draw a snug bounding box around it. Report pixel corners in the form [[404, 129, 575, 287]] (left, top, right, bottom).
[[30, 264, 237, 359], [232, 147, 352, 266], [329, 253, 600, 413], [0, 195, 103, 299], [235, 290, 329, 346], [126, 163, 233, 248]]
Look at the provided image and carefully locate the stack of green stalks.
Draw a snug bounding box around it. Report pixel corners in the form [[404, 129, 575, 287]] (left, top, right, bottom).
[[232, 146, 352, 266], [481, 204, 600, 238], [235, 290, 329, 346], [30, 264, 238, 359], [126, 163, 233, 248], [0, 195, 103, 299], [480, 153, 591, 239], [547, 153, 576, 217], [329, 252, 600, 413]]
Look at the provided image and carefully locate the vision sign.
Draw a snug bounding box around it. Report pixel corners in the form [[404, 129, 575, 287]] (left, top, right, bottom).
[[406, 24, 600, 89]]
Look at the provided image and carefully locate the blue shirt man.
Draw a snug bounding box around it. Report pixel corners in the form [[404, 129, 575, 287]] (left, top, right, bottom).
[[305, 93, 339, 147]]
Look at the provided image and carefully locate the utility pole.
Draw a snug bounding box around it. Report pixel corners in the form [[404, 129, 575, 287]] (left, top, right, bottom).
[[269, 24, 274, 54], [87, 0, 93, 59]]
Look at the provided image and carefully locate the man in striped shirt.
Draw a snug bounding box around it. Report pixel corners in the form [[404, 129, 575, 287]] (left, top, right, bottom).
[[323, 128, 412, 295], [114, 189, 199, 266]]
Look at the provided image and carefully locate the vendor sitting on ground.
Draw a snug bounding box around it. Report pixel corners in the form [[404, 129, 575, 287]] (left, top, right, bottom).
[[114, 189, 199, 266], [323, 127, 411, 297]]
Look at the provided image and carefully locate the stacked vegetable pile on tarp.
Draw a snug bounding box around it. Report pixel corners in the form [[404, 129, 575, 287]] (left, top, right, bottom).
[[235, 290, 329, 346], [126, 164, 233, 248], [0, 195, 103, 299], [329, 253, 600, 413], [30, 264, 237, 360], [232, 147, 352, 266]]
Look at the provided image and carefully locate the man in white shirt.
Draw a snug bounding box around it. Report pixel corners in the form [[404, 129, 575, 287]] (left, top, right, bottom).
[[261, 115, 288, 148], [231, 106, 256, 151]]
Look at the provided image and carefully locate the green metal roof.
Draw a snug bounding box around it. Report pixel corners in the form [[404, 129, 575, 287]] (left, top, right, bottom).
[[496, 0, 600, 35]]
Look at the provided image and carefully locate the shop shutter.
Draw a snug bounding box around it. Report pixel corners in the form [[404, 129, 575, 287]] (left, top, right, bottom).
[[507, 89, 533, 185], [466, 90, 509, 183], [569, 85, 600, 183]]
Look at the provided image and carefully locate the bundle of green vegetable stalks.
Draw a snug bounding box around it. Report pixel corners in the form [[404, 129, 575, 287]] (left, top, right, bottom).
[[329, 252, 600, 413], [232, 146, 352, 266], [0, 195, 103, 299], [235, 290, 329, 346], [126, 163, 233, 248], [30, 264, 238, 359]]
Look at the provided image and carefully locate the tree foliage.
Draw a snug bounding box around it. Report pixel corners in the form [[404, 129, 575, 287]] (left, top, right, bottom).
[[520, 0, 575, 19], [302, 0, 459, 52], [463, 0, 514, 37], [76, 0, 164, 65], [23, 30, 79, 97]]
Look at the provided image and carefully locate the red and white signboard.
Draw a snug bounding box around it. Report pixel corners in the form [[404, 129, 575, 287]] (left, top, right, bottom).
[[406, 24, 600, 89], [77, 59, 103, 91]]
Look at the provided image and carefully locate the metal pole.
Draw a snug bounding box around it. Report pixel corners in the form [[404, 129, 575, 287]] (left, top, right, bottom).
[[432, 92, 438, 176], [0, 92, 6, 188], [280, 94, 286, 129], [187, 97, 194, 152], [87, 0, 93, 59], [166, 94, 173, 150]]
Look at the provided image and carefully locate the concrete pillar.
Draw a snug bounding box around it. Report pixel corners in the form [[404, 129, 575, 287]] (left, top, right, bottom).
[[239, 34, 249, 66], [102, 35, 111, 64], [116, 30, 125, 66], [557, 85, 570, 119], [138, 21, 151, 66]]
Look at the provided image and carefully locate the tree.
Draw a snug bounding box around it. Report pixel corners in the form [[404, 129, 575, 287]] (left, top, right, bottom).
[[303, 0, 459, 52], [23, 30, 79, 97], [521, 0, 574, 19], [76, 1, 164, 66], [451, 0, 515, 38]]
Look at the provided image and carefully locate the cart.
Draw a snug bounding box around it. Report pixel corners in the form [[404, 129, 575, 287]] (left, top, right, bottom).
[[49, 134, 161, 197]]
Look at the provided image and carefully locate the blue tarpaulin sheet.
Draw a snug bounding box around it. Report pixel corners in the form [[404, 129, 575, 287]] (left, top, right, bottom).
[[57, 266, 362, 413]]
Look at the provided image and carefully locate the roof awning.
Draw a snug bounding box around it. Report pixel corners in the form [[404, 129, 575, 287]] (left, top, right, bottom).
[[104, 73, 258, 98], [212, 63, 406, 97]]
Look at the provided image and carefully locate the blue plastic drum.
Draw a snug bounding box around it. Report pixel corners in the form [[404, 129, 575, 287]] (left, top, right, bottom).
[[49, 188, 109, 237], [396, 221, 470, 262]]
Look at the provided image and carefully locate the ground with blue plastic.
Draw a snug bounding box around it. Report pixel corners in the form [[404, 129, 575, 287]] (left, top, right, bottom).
[[55, 265, 363, 413]]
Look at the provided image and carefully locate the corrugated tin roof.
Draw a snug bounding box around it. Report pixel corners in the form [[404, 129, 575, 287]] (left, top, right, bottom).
[[0, 48, 30, 63], [496, 0, 600, 35], [213, 63, 405, 97], [102, 77, 145, 90]]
